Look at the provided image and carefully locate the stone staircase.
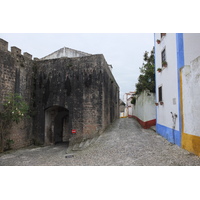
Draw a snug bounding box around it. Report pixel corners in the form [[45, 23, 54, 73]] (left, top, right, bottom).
[[66, 135, 101, 154]]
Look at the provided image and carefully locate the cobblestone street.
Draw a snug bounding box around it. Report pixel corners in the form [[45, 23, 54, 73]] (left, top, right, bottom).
[[1, 118, 200, 166]]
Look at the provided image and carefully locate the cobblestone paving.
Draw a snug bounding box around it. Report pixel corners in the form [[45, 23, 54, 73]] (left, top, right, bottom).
[[1, 118, 200, 166]]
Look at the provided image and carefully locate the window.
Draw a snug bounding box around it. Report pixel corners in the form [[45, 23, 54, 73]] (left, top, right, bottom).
[[161, 48, 166, 63], [158, 86, 162, 102], [161, 33, 166, 38]]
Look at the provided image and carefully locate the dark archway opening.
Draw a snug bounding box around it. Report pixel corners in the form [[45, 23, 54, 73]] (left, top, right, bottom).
[[45, 106, 70, 145]]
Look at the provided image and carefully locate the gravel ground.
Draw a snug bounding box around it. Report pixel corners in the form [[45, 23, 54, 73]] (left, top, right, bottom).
[[1, 118, 200, 166]]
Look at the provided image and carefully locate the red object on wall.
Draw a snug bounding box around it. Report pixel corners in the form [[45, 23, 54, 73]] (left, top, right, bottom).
[[72, 129, 76, 134]]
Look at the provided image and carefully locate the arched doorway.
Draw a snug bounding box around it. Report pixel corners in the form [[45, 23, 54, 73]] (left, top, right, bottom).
[[45, 106, 70, 145]]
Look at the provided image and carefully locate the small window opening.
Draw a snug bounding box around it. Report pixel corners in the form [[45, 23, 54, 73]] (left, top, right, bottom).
[[158, 86, 163, 102], [161, 33, 166, 38], [161, 48, 166, 63]]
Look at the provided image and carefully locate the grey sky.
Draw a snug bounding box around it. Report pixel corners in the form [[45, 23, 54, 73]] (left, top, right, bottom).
[[0, 33, 154, 99]]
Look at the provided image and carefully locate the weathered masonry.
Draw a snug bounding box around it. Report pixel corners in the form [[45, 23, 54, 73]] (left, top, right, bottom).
[[34, 54, 119, 145], [0, 39, 34, 150], [0, 38, 119, 150]]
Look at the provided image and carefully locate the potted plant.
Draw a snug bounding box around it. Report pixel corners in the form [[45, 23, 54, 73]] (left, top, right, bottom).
[[156, 39, 161, 44], [160, 101, 164, 105], [162, 61, 168, 67], [157, 68, 162, 72]]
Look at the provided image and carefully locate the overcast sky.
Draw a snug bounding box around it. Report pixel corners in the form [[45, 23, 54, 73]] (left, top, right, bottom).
[[0, 33, 154, 99]]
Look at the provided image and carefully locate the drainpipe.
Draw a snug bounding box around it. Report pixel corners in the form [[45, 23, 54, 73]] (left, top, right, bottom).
[[170, 112, 178, 144]]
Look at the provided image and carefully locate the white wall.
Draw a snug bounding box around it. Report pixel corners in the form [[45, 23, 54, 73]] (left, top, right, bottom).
[[128, 105, 133, 116], [42, 47, 91, 60], [155, 33, 179, 131], [133, 90, 156, 122], [184, 34, 200, 65], [181, 56, 200, 136], [127, 98, 133, 116]]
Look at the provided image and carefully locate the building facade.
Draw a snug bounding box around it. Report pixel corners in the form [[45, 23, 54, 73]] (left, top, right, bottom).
[[132, 90, 156, 129], [123, 92, 135, 117], [119, 99, 126, 118], [0, 38, 119, 151], [155, 33, 200, 155]]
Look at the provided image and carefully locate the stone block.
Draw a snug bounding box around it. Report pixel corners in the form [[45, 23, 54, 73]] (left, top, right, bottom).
[[0, 38, 8, 52], [23, 52, 32, 60], [11, 46, 21, 56]]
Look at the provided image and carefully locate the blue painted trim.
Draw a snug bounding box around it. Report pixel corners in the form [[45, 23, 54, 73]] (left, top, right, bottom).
[[156, 123, 181, 146], [176, 33, 185, 69], [154, 33, 158, 121], [155, 34, 182, 147], [176, 33, 185, 146]]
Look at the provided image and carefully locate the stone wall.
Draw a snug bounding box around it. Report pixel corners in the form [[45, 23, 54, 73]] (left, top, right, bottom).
[[33, 54, 119, 144], [0, 43, 33, 150], [0, 38, 8, 52], [0, 38, 119, 150]]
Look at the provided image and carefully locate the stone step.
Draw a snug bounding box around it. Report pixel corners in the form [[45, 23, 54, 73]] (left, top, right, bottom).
[[66, 135, 102, 152], [79, 141, 85, 148], [66, 145, 73, 154], [82, 139, 91, 149], [95, 135, 102, 143], [72, 143, 81, 151], [89, 137, 96, 144]]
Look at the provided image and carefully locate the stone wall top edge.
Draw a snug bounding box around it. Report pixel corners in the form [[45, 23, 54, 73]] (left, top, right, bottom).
[[41, 47, 92, 60], [35, 54, 105, 64], [34, 53, 119, 88], [40, 53, 103, 61], [0, 38, 33, 60], [0, 47, 34, 61]]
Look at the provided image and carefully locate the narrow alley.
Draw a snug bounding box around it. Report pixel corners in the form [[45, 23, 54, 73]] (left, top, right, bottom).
[[1, 118, 200, 166]]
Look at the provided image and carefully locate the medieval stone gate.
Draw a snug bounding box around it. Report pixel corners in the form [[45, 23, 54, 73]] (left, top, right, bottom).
[[45, 106, 70, 145], [0, 39, 120, 150]]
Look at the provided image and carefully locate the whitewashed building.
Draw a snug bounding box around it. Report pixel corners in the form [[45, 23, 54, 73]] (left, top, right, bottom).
[[119, 99, 126, 118], [132, 90, 156, 129], [155, 33, 200, 155], [123, 92, 135, 117], [41, 47, 92, 60]]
